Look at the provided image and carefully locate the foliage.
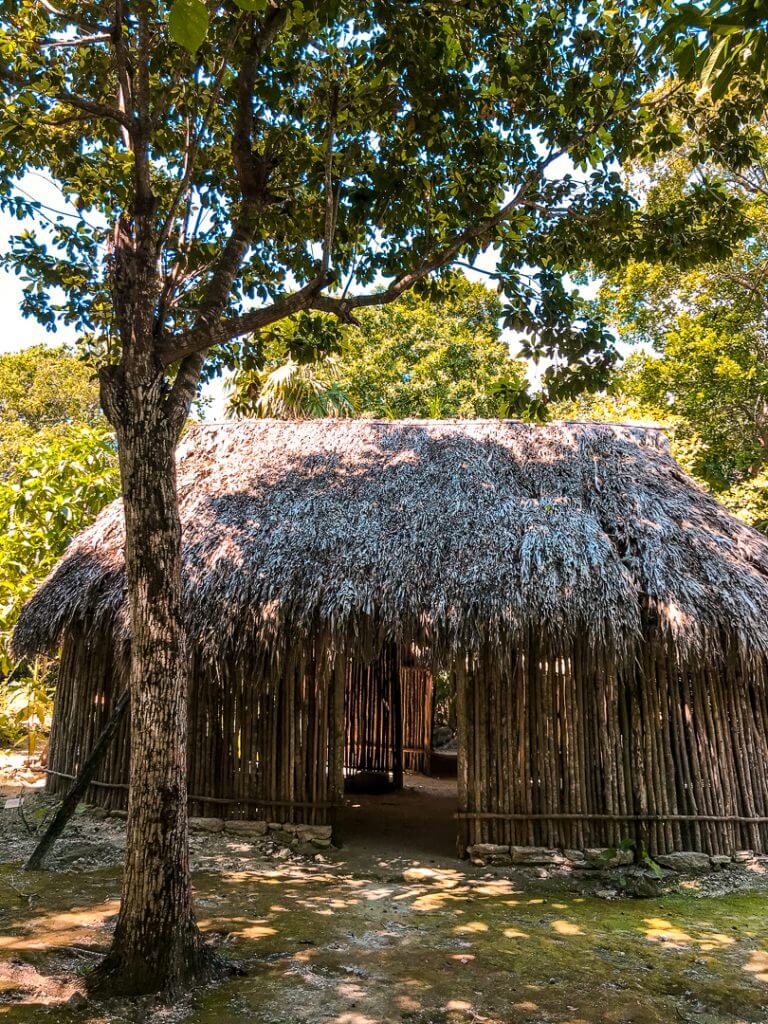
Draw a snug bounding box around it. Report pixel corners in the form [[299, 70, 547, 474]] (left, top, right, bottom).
[[599, 92, 768, 334], [556, 333, 768, 534], [634, 318, 765, 486], [0, 345, 101, 476], [228, 309, 353, 418], [0, 424, 118, 744], [336, 282, 527, 419], [1, 0, 675, 403], [432, 670, 455, 733], [656, 0, 768, 96], [575, 73, 768, 301], [0, 657, 55, 751], [232, 357, 354, 419], [230, 280, 528, 420], [720, 472, 768, 532], [556, 82, 768, 532]]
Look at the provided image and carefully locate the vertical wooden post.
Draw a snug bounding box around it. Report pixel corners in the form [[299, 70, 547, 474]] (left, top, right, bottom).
[[391, 644, 404, 791], [454, 659, 470, 857], [330, 654, 346, 846], [424, 669, 434, 775]]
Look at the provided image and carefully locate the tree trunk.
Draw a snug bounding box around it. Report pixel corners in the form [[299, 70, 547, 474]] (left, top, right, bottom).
[[88, 374, 219, 997]]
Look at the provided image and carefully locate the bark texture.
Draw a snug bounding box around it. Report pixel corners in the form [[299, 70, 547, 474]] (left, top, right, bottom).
[[89, 374, 217, 996]]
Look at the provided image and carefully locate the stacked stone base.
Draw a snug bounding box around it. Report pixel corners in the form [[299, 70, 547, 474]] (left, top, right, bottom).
[[189, 817, 333, 851], [467, 843, 761, 873]]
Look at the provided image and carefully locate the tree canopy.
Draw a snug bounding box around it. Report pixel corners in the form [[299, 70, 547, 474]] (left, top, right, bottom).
[[0, 345, 101, 474], [558, 87, 768, 533], [657, 0, 768, 96], [2, 0, 670, 401], [0, 423, 118, 667], [0, 347, 118, 744], [230, 279, 528, 419]]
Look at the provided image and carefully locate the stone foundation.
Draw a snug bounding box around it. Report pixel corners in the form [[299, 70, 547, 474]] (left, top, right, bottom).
[[96, 810, 761, 873], [466, 844, 761, 873], [186, 816, 333, 851]]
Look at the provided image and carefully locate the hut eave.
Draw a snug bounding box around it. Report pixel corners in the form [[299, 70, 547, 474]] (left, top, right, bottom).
[[13, 418, 768, 665]]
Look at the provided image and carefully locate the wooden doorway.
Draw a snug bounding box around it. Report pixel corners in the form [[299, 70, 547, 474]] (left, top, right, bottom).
[[343, 645, 433, 791]]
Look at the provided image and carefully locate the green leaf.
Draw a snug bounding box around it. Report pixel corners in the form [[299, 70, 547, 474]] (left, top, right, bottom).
[[709, 57, 736, 100], [699, 34, 730, 83], [675, 4, 713, 29], [642, 853, 664, 879], [675, 37, 697, 76], [168, 0, 209, 53], [234, 0, 269, 9]]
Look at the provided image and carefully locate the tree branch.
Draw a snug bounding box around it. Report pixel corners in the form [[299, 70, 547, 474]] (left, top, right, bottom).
[[454, 260, 498, 278], [111, 0, 134, 151], [38, 0, 105, 34], [162, 6, 289, 406], [157, 18, 247, 253], [322, 83, 340, 275], [162, 156, 558, 361], [311, 177, 538, 321], [132, 0, 154, 213], [0, 63, 131, 127], [160, 272, 334, 366], [38, 33, 111, 48], [190, 15, 283, 313], [166, 351, 208, 437]]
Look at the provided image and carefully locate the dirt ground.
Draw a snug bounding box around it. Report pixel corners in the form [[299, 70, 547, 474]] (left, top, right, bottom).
[[2, 768, 768, 1024]]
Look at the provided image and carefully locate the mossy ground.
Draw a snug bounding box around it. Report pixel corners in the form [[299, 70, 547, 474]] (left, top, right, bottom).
[[0, 858, 767, 1024]]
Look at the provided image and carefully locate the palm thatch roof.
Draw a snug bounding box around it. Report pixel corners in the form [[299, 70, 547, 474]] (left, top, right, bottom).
[[13, 419, 768, 666]]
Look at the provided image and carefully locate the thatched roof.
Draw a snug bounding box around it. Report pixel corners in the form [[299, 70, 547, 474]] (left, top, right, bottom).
[[13, 419, 768, 666]]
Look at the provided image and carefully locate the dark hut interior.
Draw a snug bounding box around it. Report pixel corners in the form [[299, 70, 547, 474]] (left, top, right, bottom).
[[16, 419, 768, 859], [46, 635, 435, 829]]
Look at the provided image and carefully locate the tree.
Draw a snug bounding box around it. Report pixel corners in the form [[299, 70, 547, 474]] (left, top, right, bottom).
[[0, 424, 118, 742], [0, 346, 114, 745], [558, 91, 768, 531], [232, 355, 354, 418], [1, 0, 666, 995], [604, 90, 768, 462], [331, 280, 529, 418], [0, 345, 101, 475], [230, 280, 528, 419], [556, 335, 768, 516], [599, 283, 768, 482], [228, 308, 354, 417]]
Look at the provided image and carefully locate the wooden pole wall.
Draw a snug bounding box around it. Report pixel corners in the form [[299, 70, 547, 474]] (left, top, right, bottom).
[[48, 623, 768, 858], [344, 648, 398, 777], [400, 667, 434, 773], [46, 631, 433, 826], [455, 635, 768, 857], [343, 645, 433, 782], [46, 629, 339, 825]]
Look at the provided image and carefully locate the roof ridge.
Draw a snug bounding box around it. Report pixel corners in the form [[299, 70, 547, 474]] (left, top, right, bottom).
[[188, 417, 668, 431]]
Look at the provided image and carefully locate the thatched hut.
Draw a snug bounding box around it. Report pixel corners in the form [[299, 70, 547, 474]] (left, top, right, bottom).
[[14, 419, 768, 857]]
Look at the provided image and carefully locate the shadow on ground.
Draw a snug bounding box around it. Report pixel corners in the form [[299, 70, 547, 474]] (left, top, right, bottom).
[[1, 858, 768, 1023], [339, 774, 460, 866], [1, 777, 767, 1023]]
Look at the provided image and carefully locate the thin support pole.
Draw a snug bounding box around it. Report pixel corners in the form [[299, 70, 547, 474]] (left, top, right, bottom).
[[25, 688, 130, 871]]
